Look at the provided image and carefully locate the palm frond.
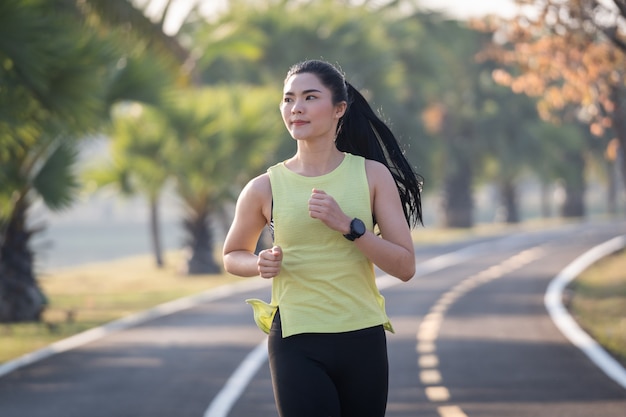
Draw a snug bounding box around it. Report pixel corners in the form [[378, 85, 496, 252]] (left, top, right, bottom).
[[32, 142, 80, 211], [79, 0, 190, 64], [106, 51, 175, 108]]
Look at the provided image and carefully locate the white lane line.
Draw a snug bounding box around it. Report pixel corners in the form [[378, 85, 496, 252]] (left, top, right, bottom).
[[438, 405, 468, 417], [204, 338, 268, 417], [425, 386, 450, 402], [418, 354, 440, 369], [420, 369, 443, 385], [545, 235, 626, 390]]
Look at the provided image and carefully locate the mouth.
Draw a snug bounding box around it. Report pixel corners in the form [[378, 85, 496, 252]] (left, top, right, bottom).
[[291, 120, 308, 126]]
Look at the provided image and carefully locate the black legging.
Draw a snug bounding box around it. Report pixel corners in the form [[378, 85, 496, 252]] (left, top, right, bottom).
[[268, 310, 389, 417]]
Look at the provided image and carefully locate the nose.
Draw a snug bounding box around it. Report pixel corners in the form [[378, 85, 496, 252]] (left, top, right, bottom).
[[291, 99, 303, 114]]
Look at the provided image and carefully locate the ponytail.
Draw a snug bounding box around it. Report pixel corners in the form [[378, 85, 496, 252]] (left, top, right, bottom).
[[336, 83, 423, 228]]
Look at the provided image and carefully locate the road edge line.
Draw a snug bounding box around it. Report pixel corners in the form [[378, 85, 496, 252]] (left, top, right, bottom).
[[544, 235, 626, 390], [0, 279, 270, 379]]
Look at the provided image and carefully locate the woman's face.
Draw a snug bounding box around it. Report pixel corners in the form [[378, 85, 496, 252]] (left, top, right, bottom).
[[280, 72, 346, 142]]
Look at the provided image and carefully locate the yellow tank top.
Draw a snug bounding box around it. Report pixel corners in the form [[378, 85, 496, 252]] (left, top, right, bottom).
[[246, 153, 393, 337]]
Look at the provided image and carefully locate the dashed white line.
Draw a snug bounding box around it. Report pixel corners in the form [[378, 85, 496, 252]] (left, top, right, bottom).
[[438, 405, 468, 417], [425, 386, 451, 402], [420, 369, 443, 385], [419, 354, 440, 368], [416, 245, 546, 416]]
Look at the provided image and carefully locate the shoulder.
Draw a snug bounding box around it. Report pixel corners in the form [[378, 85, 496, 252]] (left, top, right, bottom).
[[238, 172, 272, 208], [234, 172, 272, 223], [364, 159, 394, 184], [242, 172, 271, 197]]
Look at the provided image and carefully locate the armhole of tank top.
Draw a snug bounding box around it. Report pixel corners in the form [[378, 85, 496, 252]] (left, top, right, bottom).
[[268, 199, 275, 241], [363, 157, 377, 227], [266, 169, 275, 242]]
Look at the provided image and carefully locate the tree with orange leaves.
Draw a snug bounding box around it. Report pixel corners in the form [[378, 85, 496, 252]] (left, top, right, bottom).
[[478, 0, 626, 213]]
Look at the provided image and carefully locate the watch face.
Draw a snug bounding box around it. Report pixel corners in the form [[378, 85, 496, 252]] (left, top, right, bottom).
[[352, 218, 366, 236]]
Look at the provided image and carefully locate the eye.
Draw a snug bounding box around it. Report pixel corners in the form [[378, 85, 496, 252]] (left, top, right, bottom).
[[306, 95, 317, 100], [283, 97, 293, 103]]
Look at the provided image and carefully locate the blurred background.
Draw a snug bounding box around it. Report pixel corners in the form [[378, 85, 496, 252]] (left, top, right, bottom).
[[2, 0, 626, 324]]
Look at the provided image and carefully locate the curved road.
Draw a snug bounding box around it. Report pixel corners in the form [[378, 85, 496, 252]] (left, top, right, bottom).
[[1, 221, 625, 417]]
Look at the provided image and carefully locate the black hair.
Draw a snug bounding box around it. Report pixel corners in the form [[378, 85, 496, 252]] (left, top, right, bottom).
[[285, 59, 423, 228]]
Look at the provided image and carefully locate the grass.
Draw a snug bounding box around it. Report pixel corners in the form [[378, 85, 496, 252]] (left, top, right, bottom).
[[568, 249, 626, 367], [1, 219, 624, 369]]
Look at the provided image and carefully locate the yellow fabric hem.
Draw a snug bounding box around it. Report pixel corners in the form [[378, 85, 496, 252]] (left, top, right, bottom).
[[245, 298, 277, 334]]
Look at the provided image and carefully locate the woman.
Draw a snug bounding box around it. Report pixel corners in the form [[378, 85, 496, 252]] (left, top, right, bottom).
[[222, 59, 423, 417]]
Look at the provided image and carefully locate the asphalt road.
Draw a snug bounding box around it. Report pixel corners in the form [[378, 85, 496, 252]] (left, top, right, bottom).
[[1, 221, 625, 417]]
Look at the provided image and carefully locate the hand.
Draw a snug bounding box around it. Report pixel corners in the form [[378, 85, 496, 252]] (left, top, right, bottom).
[[257, 246, 282, 278], [308, 189, 351, 234]]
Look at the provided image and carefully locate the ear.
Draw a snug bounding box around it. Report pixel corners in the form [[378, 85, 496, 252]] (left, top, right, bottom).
[[335, 101, 347, 118]]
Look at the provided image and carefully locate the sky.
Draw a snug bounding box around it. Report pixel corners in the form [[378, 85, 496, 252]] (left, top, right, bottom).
[[139, 0, 519, 36], [419, 0, 519, 19]]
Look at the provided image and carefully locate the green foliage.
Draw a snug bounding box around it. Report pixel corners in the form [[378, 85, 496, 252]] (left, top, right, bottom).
[[90, 102, 175, 197], [1, 0, 609, 275], [0, 0, 195, 317], [529, 121, 587, 182], [0, 1, 115, 133], [193, 0, 401, 94], [0, 0, 116, 225], [32, 142, 80, 211], [77, 0, 190, 68], [105, 45, 177, 109], [166, 85, 284, 205]]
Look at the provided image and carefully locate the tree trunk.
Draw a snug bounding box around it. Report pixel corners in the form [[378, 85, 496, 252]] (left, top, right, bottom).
[[617, 142, 626, 198], [149, 196, 164, 268], [0, 199, 47, 322], [499, 178, 520, 223], [540, 181, 553, 218], [441, 156, 474, 228], [183, 210, 220, 275], [559, 151, 586, 218], [610, 86, 626, 196], [606, 158, 618, 216]]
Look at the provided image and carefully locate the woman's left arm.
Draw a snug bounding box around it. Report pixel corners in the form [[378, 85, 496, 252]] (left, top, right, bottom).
[[308, 160, 416, 281], [356, 160, 416, 281]]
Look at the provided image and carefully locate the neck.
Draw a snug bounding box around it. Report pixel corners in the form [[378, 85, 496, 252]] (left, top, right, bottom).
[[287, 143, 344, 177]]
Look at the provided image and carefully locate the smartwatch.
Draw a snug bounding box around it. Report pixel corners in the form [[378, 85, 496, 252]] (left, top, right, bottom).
[[343, 218, 366, 241]]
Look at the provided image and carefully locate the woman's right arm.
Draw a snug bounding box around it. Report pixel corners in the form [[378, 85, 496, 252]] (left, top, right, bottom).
[[223, 174, 279, 278]]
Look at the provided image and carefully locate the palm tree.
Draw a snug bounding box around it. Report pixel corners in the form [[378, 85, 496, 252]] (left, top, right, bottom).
[[86, 103, 176, 268], [166, 86, 284, 274], [0, 0, 181, 321], [0, 0, 115, 321]]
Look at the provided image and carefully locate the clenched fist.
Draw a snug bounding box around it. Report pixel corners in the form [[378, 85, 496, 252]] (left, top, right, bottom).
[[257, 245, 283, 278], [308, 189, 351, 234]]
